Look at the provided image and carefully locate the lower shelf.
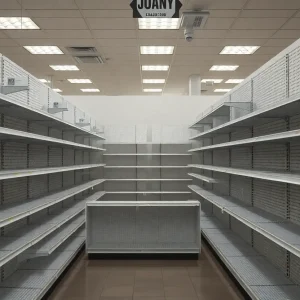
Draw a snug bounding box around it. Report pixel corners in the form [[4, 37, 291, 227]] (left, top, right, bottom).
[[202, 214, 300, 300]]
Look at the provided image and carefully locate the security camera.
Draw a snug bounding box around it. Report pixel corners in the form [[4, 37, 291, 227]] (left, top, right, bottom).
[[184, 28, 194, 42]]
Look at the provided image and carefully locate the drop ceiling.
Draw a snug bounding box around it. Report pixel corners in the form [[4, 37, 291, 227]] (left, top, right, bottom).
[[0, 0, 299, 95]]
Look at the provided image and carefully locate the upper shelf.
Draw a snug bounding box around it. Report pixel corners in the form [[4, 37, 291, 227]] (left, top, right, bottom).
[[104, 153, 191, 156], [190, 95, 300, 139], [190, 101, 251, 127], [189, 164, 300, 186], [105, 166, 190, 169], [0, 94, 105, 140], [189, 129, 300, 152], [0, 126, 105, 151], [87, 200, 200, 207], [188, 173, 217, 183]]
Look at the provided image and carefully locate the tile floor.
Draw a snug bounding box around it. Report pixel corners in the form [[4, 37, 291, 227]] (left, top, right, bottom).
[[47, 244, 245, 300]]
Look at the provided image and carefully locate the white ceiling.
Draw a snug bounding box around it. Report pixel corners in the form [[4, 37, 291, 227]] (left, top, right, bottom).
[[0, 0, 299, 95]]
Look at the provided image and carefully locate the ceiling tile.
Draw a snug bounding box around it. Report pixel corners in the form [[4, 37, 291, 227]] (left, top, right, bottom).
[[138, 30, 179, 39], [16, 38, 96, 46], [93, 30, 136, 39], [271, 30, 300, 38], [0, 47, 28, 55], [138, 39, 176, 46], [295, 11, 300, 17], [187, 0, 248, 9], [220, 38, 268, 46], [193, 30, 228, 39], [226, 29, 276, 38], [0, 32, 10, 39], [0, 39, 20, 47], [96, 39, 138, 47], [140, 55, 173, 64], [176, 47, 222, 55], [5, 30, 49, 39], [0, 0, 21, 9], [86, 18, 136, 29], [18, 0, 78, 9], [232, 18, 288, 30], [282, 18, 300, 29], [34, 18, 88, 30], [205, 18, 235, 29], [43, 30, 93, 39], [26, 10, 82, 18], [255, 46, 285, 55], [177, 39, 223, 47], [208, 10, 241, 18], [76, 0, 131, 10], [240, 10, 296, 18], [263, 39, 297, 47], [82, 10, 131, 18], [246, 0, 300, 9], [101, 46, 138, 54]]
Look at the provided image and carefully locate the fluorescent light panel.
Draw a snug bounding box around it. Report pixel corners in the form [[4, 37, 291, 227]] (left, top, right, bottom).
[[201, 79, 223, 84], [138, 18, 180, 29], [24, 46, 63, 55], [220, 46, 260, 55], [81, 89, 100, 92], [0, 17, 39, 29], [144, 89, 162, 92], [214, 89, 231, 93], [142, 65, 169, 71], [50, 65, 79, 71], [210, 65, 239, 71], [68, 79, 92, 83], [39, 79, 50, 83], [140, 46, 174, 55], [225, 79, 244, 84], [143, 79, 165, 84], [53, 88, 62, 92]]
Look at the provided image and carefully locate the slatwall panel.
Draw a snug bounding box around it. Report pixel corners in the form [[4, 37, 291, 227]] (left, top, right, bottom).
[[231, 218, 252, 245], [28, 175, 48, 199], [203, 138, 212, 147], [213, 206, 230, 227], [49, 128, 62, 139], [230, 175, 252, 205], [63, 131, 75, 142], [289, 46, 300, 98], [231, 128, 253, 141], [28, 76, 48, 111], [213, 150, 229, 167], [28, 122, 48, 136], [63, 171, 75, 188], [3, 142, 27, 169], [212, 134, 230, 145], [48, 173, 63, 192], [1, 257, 19, 282], [289, 185, 300, 226], [63, 149, 75, 166], [213, 172, 229, 195], [83, 151, 90, 164], [28, 144, 48, 168], [2, 178, 27, 204], [290, 254, 300, 285], [253, 232, 288, 275], [204, 151, 212, 165], [253, 179, 287, 219], [253, 144, 287, 171], [231, 147, 252, 168], [252, 57, 286, 111], [75, 150, 83, 165], [3, 115, 27, 131], [49, 147, 62, 167], [290, 141, 300, 172], [290, 114, 300, 130], [253, 119, 287, 136]]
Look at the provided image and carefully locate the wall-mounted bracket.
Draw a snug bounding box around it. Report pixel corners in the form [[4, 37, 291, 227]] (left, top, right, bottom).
[[1, 77, 29, 95], [76, 118, 91, 127], [48, 101, 68, 114]]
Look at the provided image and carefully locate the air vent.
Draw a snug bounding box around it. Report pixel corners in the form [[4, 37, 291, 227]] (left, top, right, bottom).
[[180, 11, 210, 29], [67, 46, 97, 54], [74, 56, 105, 64]]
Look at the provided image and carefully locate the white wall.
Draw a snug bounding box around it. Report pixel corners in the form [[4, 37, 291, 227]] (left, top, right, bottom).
[[65, 95, 220, 126]]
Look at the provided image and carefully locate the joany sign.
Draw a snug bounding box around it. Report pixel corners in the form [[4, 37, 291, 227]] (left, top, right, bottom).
[[130, 0, 182, 18]]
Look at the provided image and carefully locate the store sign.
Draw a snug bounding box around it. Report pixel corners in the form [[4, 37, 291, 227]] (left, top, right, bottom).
[[130, 0, 182, 18]]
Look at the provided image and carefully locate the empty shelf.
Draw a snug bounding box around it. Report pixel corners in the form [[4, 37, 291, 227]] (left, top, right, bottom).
[[188, 173, 217, 183], [0, 94, 105, 140], [0, 179, 105, 227], [0, 127, 105, 151], [104, 153, 191, 156], [0, 164, 105, 180], [0, 233, 85, 300], [87, 200, 200, 207], [29, 215, 85, 255], [191, 185, 300, 258], [202, 217, 300, 300], [190, 96, 300, 139], [189, 164, 300, 185], [105, 191, 191, 194], [105, 178, 192, 181], [189, 129, 300, 152], [105, 166, 189, 169]]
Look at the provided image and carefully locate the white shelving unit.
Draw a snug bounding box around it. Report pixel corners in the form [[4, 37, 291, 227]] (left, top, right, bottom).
[[0, 55, 105, 299], [189, 39, 300, 299]]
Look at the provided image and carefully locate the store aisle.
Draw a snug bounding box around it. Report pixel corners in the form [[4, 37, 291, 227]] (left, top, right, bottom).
[[47, 243, 245, 300]]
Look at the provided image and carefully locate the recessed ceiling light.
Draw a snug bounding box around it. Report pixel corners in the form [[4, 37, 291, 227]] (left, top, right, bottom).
[[214, 89, 231, 93], [0, 17, 39, 29], [143, 79, 166, 84], [138, 18, 180, 29], [220, 46, 260, 55], [68, 79, 92, 84], [225, 79, 244, 84], [53, 88, 62, 93], [81, 89, 100, 92], [39, 79, 50, 83], [201, 79, 223, 84], [144, 89, 162, 93], [24, 46, 63, 55], [210, 65, 239, 71], [50, 65, 79, 71], [140, 46, 174, 55], [142, 65, 169, 71]]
